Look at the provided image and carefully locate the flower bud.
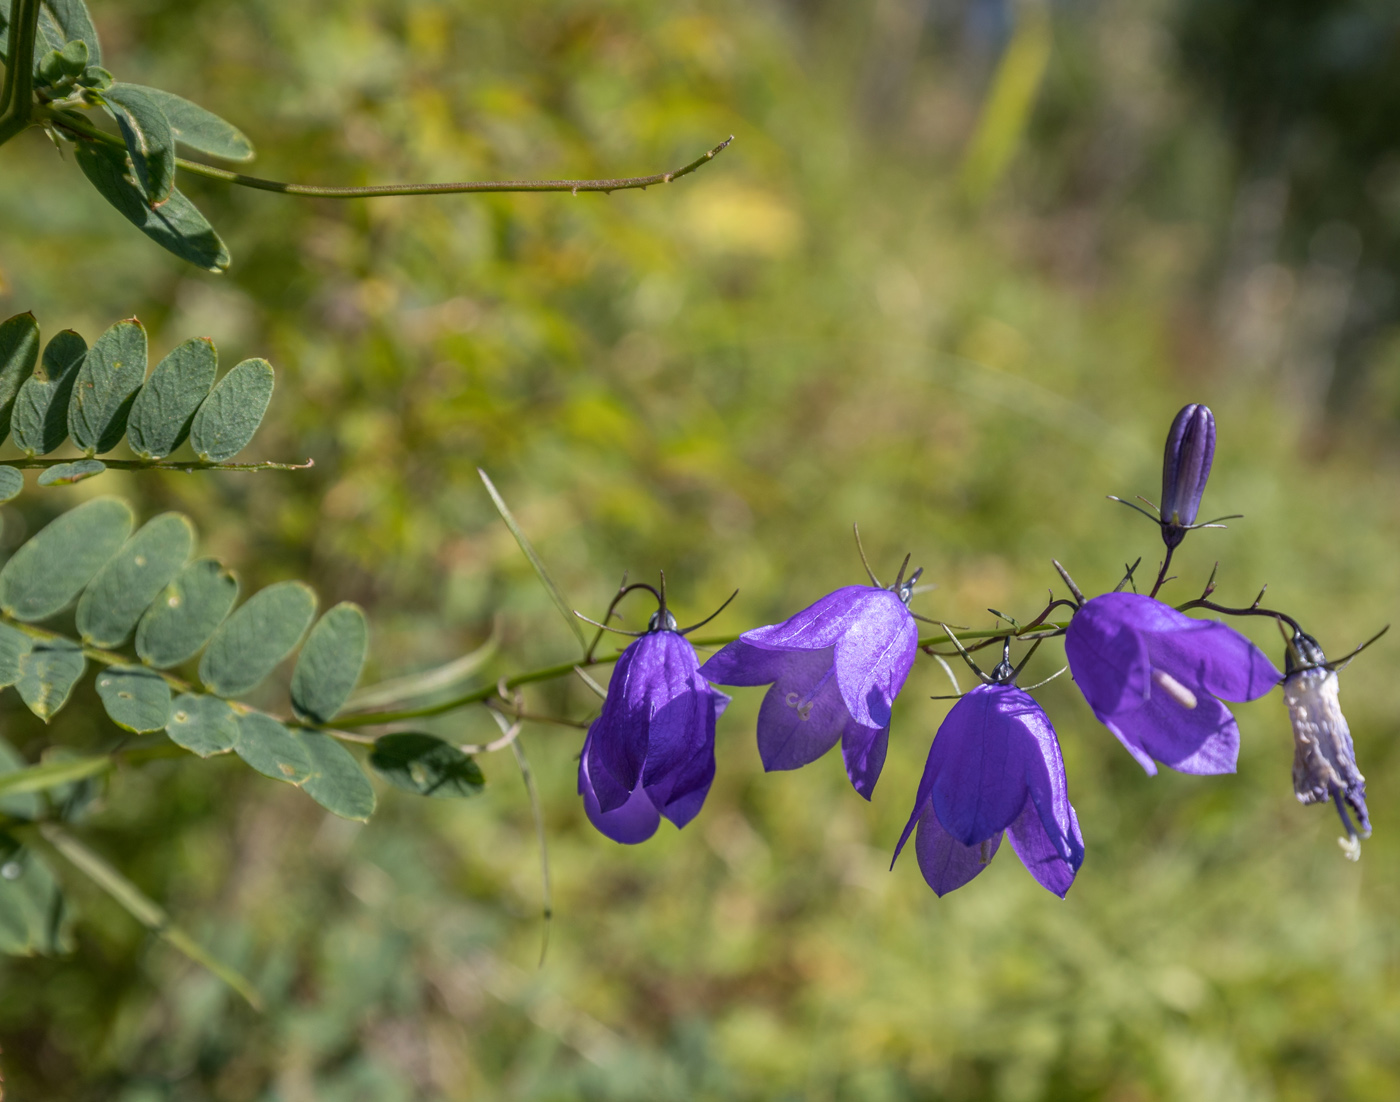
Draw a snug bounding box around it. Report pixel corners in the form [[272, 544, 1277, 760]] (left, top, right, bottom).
[[1160, 404, 1215, 545]]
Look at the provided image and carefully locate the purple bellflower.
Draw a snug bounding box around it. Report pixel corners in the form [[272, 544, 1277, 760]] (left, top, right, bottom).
[[1065, 592, 1279, 776], [893, 644, 1084, 897], [579, 598, 732, 845], [1160, 403, 1216, 547], [699, 562, 921, 799], [1283, 629, 1370, 860]]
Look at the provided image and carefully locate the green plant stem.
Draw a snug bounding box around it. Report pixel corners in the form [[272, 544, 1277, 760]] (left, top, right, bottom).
[[335, 621, 1071, 728], [41, 106, 732, 196], [0, 0, 39, 145], [0, 456, 314, 472], [37, 823, 264, 1010]]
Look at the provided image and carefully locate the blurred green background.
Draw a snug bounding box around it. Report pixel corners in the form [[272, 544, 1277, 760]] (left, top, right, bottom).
[[3, 0, 1400, 1098]]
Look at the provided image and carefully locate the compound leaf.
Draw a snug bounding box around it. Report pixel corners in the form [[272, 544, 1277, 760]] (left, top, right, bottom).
[[0, 312, 39, 441], [199, 581, 316, 697], [165, 692, 238, 757], [299, 732, 375, 821], [127, 86, 253, 162], [95, 664, 172, 733], [36, 460, 106, 486], [68, 317, 146, 454], [369, 734, 484, 799], [15, 638, 85, 721], [126, 337, 216, 459], [290, 603, 367, 724], [12, 329, 86, 457], [0, 623, 33, 690], [0, 497, 133, 622], [36, 0, 100, 65], [0, 839, 73, 957], [74, 141, 230, 273], [78, 512, 194, 647], [234, 712, 311, 784], [135, 558, 238, 668], [189, 358, 274, 462], [0, 468, 23, 503], [99, 84, 176, 203]]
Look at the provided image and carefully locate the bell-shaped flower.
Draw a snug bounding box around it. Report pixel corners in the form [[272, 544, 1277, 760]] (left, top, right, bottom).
[[699, 573, 921, 799], [580, 609, 731, 844], [1160, 403, 1216, 546], [893, 668, 1084, 898], [1283, 629, 1370, 859], [1065, 592, 1279, 775]]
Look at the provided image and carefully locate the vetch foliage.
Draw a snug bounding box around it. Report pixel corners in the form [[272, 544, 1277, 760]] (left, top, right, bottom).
[[0, 311, 302, 491]]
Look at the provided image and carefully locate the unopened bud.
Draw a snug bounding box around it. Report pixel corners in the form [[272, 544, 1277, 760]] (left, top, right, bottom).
[[1160, 404, 1215, 545]]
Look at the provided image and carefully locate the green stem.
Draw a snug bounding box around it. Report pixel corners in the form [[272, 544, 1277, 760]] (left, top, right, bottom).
[[41, 106, 732, 197], [0, 456, 313, 472], [38, 823, 264, 1010], [335, 621, 1070, 728], [0, 0, 39, 145]]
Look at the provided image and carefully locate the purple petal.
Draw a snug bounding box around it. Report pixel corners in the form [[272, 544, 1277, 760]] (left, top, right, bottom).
[[832, 589, 918, 728], [698, 639, 794, 687], [753, 648, 845, 771], [928, 685, 1051, 847], [892, 740, 940, 866], [1065, 596, 1152, 716], [1005, 799, 1083, 898], [841, 721, 889, 800], [579, 743, 660, 844], [1146, 621, 1280, 702], [738, 586, 877, 651], [588, 633, 673, 806], [651, 748, 715, 829], [1105, 691, 1240, 775], [914, 810, 1001, 896]]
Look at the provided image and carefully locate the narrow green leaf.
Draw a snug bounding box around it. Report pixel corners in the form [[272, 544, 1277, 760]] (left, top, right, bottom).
[[15, 638, 85, 721], [126, 337, 216, 459], [124, 86, 254, 162], [290, 602, 367, 724], [78, 512, 194, 647], [135, 558, 238, 668], [0, 841, 73, 957], [234, 712, 311, 784], [36, 459, 106, 486], [100, 83, 177, 204], [299, 732, 375, 821], [165, 692, 238, 757], [0, 752, 112, 798], [189, 358, 274, 462], [35, 0, 101, 65], [369, 733, 485, 799], [0, 737, 43, 820], [198, 580, 316, 698], [74, 142, 230, 273], [41, 824, 260, 1008], [478, 469, 586, 650], [0, 468, 21, 503], [0, 312, 40, 440], [68, 317, 147, 454], [11, 329, 86, 457], [95, 664, 172, 733], [0, 623, 33, 690], [0, 497, 134, 621]]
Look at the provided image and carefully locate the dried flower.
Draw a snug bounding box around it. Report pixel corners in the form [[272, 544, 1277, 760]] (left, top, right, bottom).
[[1283, 630, 1370, 860]]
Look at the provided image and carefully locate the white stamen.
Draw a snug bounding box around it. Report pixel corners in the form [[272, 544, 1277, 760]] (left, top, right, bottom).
[[1338, 833, 1362, 862], [1152, 668, 1197, 709]]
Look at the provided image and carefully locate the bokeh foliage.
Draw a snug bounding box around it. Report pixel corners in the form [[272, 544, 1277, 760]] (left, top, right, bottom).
[[2, 0, 1400, 1099]]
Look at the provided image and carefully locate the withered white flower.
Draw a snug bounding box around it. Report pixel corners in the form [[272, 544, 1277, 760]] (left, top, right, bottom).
[[1283, 630, 1370, 860]]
